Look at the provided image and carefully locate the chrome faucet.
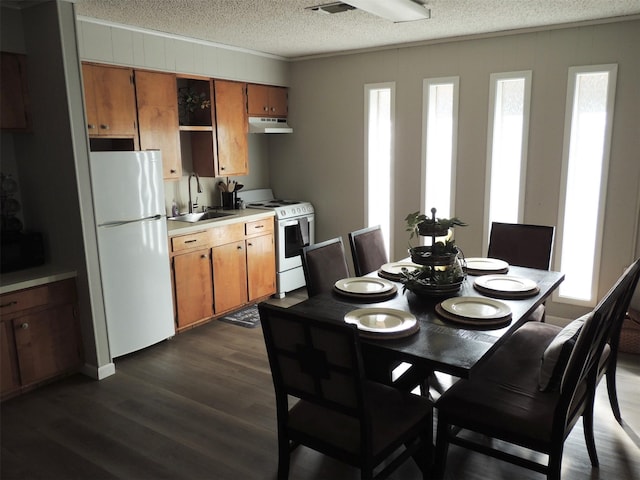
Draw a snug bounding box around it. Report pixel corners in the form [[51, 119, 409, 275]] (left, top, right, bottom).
[[188, 172, 202, 213]]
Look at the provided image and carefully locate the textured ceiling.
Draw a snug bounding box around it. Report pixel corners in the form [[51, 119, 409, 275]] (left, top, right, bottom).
[[72, 0, 640, 60]]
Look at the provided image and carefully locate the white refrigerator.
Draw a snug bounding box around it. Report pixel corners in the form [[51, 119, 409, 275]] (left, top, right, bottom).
[[90, 150, 175, 358]]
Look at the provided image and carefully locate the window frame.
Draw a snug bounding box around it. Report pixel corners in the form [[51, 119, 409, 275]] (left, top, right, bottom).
[[364, 82, 395, 258], [421, 76, 460, 222], [482, 70, 532, 253], [553, 64, 618, 307]]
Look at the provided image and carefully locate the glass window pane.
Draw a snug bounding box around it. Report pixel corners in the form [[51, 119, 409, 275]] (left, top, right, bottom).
[[558, 68, 614, 303]]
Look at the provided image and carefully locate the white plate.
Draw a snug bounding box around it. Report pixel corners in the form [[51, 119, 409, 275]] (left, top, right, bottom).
[[380, 261, 421, 275], [344, 308, 417, 333], [335, 277, 395, 294], [474, 274, 537, 293], [440, 296, 511, 320], [465, 257, 509, 272]]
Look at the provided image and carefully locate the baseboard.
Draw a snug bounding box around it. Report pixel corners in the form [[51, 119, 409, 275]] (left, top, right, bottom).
[[80, 362, 116, 380]]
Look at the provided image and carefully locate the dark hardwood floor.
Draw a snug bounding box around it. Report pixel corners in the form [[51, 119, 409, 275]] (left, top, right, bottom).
[[2, 302, 639, 479]]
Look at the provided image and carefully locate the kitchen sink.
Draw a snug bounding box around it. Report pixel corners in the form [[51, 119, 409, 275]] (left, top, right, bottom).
[[168, 211, 235, 223]]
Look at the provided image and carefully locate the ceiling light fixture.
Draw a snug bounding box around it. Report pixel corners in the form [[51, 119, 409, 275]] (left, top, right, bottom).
[[306, 2, 356, 15], [345, 0, 431, 22]]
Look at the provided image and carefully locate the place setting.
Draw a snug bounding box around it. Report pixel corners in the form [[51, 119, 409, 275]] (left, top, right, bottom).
[[473, 274, 540, 299], [377, 261, 421, 281], [464, 257, 510, 276], [435, 296, 513, 327], [333, 276, 398, 301], [344, 307, 419, 339]]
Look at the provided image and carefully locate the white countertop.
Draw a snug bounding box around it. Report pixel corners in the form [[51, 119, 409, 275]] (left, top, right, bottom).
[[166, 208, 275, 236], [0, 265, 77, 295]]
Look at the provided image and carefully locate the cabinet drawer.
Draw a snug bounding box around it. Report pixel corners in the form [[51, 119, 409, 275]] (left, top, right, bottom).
[[0, 280, 76, 316], [210, 223, 245, 247], [171, 231, 211, 252], [245, 218, 274, 237]]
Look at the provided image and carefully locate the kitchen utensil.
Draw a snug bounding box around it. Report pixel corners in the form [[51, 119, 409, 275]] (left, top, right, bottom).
[[218, 181, 227, 192]]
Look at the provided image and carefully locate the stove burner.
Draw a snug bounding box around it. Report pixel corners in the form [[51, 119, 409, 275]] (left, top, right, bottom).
[[249, 200, 300, 208]]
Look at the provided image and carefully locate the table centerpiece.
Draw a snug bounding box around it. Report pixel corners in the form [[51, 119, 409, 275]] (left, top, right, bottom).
[[401, 208, 467, 296]]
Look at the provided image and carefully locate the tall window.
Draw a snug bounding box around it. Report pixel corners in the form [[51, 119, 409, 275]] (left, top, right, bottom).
[[365, 83, 394, 257], [422, 77, 459, 220], [556, 64, 617, 306], [484, 71, 532, 250]]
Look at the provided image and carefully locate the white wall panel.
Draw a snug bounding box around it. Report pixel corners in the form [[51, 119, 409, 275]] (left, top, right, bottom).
[[111, 28, 134, 66]]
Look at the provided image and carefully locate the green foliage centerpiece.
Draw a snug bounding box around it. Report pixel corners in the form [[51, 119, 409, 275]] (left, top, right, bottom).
[[402, 208, 467, 296]]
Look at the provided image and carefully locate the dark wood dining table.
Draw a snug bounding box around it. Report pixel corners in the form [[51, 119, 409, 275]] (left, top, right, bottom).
[[288, 265, 564, 379]]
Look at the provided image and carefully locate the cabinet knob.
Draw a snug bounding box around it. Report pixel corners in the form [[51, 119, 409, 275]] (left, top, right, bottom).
[[100, 124, 110, 130], [170, 169, 177, 174], [87, 124, 96, 129], [20, 322, 29, 329], [237, 245, 243, 250], [270, 107, 276, 112], [201, 254, 208, 259], [263, 106, 268, 112], [220, 166, 226, 171], [248, 242, 253, 247]]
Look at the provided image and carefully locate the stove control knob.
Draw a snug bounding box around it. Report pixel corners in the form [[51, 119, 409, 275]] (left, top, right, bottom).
[[280, 209, 286, 217]]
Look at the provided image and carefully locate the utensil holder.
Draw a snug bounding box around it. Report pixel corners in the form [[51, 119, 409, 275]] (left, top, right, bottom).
[[222, 192, 236, 210]]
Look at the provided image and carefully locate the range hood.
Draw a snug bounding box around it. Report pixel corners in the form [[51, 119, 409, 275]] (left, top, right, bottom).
[[248, 117, 293, 134]]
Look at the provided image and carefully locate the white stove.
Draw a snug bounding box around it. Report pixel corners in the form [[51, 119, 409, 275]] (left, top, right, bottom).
[[239, 189, 315, 298]]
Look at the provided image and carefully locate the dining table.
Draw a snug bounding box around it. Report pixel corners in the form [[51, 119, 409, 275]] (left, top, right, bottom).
[[288, 263, 565, 379]]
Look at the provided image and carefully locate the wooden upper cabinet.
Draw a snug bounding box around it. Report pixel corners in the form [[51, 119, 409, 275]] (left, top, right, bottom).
[[135, 70, 182, 180], [213, 80, 248, 176], [82, 63, 137, 139], [247, 84, 288, 117], [1, 52, 30, 131]]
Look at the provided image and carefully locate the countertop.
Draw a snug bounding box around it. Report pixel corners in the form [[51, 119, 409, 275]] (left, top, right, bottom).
[[166, 208, 276, 236], [0, 265, 77, 295]]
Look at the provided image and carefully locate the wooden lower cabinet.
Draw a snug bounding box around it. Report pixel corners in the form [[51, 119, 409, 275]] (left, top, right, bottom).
[[212, 240, 248, 314], [0, 278, 82, 400], [173, 249, 214, 329], [170, 217, 276, 332]]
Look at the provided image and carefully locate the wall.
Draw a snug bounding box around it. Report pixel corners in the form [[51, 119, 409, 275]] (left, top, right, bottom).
[[271, 20, 640, 321]]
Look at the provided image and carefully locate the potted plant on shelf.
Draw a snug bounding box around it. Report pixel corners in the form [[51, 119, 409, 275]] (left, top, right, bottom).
[[178, 87, 212, 125], [401, 208, 467, 295]]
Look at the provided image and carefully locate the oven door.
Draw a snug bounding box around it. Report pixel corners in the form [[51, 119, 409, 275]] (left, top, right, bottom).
[[277, 215, 315, 272]]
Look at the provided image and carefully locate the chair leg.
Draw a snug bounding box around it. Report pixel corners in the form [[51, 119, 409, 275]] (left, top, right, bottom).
[[583, 392, 600, 467], [547, 447, 563, 480], [277, 435, 291, 479], [606, 362, 622, 424], [433, 416, 450, 479]]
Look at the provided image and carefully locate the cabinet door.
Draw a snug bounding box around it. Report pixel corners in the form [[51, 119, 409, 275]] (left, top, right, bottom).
[[214, 80, 248, 176], [1, 52, 30, 130], [1, 320, 20, 397], [135, 70, 182, 179], [247, 84, 270, 116], [212, 240, 248, 313], [12, 304, 82, 387], [82, 63, 137, 137], [247, 233, 276, 301], [268, 87, 288, 117], [173, 250, 214, 329]]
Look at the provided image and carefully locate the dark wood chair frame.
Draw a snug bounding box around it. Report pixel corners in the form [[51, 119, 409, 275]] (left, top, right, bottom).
[[348, 225, 389, 277], [301, 236, 350, 297], [434, 258, 640, 480], [258, 303, 433, 479], [487, 221, 555, 270]]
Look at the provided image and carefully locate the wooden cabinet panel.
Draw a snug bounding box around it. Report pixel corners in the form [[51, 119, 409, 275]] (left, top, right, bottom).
[[247, 84, 288, 117], [171, 231, 211, 253], [13, 304, 82, 386], [1, 320, 20, 397], [135, 70, 181, 179], [82, 63, 137, 138], [212, 240, 248, 313], [214, 80, 248, 176], [173, 250, 214, 329], [245, 218, 274, 237], [1, 52, 30, 131], [247, 233, 276, 301], [1, 279, 81, 400]]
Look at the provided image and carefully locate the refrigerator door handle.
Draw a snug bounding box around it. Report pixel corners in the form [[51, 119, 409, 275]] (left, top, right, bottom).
[[99, 214, 163, 228]]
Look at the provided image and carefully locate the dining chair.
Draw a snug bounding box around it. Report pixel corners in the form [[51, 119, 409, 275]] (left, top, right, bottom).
[[433, 257, 640, 480], [258, 302, 433, 480], [348, 225, 388, 277], [487, 221, 555, 322], [301, 237, 350, 297]]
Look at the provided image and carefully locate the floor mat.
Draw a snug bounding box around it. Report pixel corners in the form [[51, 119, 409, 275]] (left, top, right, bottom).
[[219, 305, 260, 328]]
